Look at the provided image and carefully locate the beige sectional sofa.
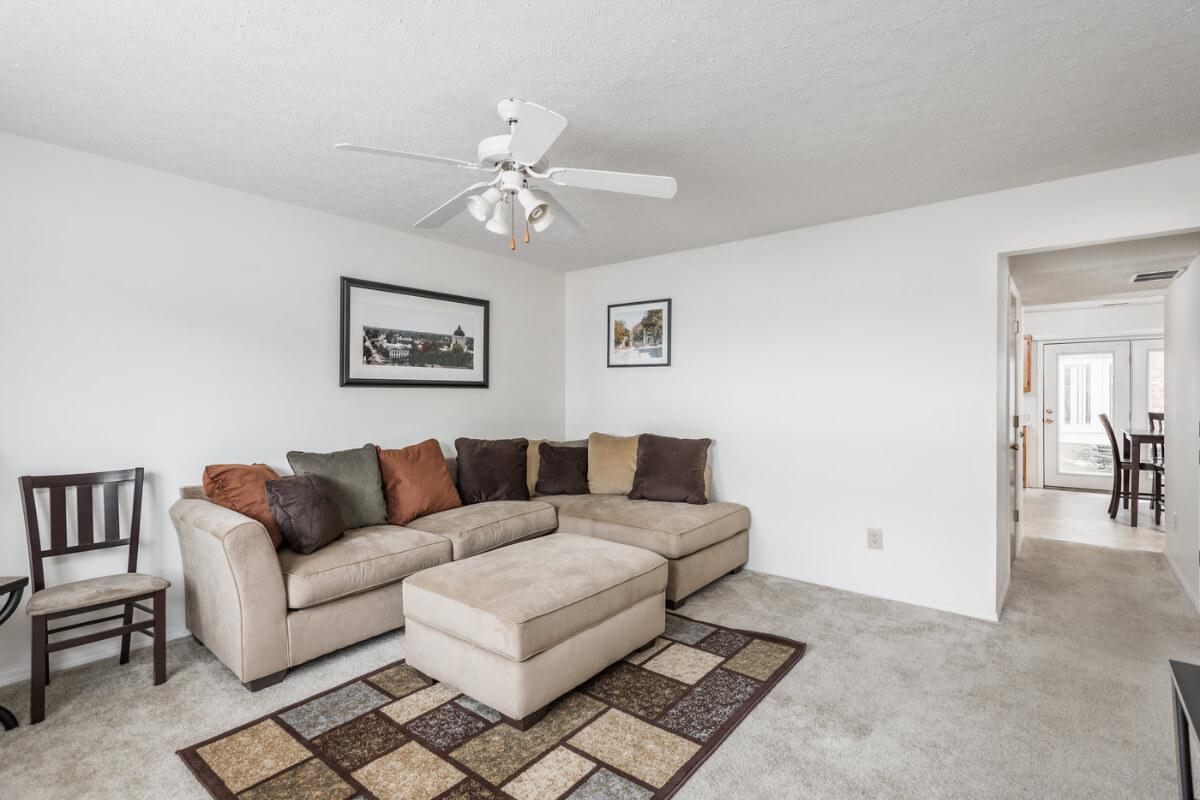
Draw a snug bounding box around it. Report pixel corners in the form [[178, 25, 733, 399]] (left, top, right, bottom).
[[170, 460, 748, 690]]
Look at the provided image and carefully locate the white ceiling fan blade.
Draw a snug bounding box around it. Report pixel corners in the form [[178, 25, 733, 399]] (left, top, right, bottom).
[[540, 192, 586, 237], [334, 143, 481, 170], [414, 182, 495, 228], [544, 167, 677, 199], [508, 103, 568, 165]]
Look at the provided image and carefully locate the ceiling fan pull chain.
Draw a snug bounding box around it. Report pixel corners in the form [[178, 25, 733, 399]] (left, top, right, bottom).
[[524, 222, 530, 244]]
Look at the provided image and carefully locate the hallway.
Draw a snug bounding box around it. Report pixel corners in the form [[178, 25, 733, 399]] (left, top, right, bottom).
[[1023, 487, 1164, 553]]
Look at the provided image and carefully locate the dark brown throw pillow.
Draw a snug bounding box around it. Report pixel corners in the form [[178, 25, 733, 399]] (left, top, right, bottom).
[[265, 475, 345, 555], [454, 438, 529, 504], [535, 442, 589, 495], [629, 434, 712, 505]]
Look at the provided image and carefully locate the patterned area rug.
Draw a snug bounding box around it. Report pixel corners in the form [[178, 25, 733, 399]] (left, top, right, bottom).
[[178, 613, 805, 800]]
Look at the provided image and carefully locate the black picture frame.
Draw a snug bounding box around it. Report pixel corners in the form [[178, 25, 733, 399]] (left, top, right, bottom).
[[340, 276, 490, 387], [607, 298, 672, 368]]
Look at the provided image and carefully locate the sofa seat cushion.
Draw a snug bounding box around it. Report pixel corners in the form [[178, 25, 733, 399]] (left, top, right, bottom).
[[277, 525, 451, 610], [403, 533, 666, 661], [405, 500, 557, 560], [533, 494, 589, 509], [557, 495, 750, 559]]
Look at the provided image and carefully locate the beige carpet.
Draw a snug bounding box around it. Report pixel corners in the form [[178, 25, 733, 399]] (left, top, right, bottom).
[[1, 537, 1198, 798]]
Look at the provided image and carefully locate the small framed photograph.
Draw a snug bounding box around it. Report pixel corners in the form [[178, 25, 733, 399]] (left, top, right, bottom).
[[340, 276, 489, 387], [608, 298, 671, 368]]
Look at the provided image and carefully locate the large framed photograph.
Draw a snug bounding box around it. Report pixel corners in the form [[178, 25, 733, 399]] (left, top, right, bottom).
[[340, 276, 489, 387], [608, 298, 671, 368]]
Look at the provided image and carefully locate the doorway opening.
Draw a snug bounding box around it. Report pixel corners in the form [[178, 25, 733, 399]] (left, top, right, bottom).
[[1004, 231, 1198, 566]]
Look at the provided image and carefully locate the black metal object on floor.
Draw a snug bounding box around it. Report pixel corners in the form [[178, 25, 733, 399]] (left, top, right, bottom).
[[0, 576, 29, 729], [1170, 659, 1199, 800]]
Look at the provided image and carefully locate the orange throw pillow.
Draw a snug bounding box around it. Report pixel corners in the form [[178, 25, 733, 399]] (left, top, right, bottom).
[[202, 463, 283, 548], [376, 440, 462, 525]]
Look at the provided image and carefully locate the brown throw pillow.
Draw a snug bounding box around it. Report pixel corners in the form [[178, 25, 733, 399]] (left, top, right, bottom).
[[203, 463, 283, 548], [587, 433, 640, 494], [264, 475, 344, 555], [376, 440, 462, 525], [629, 434, 713, 504], [454, 438, 529, 504], [535, 442, 590, 495]]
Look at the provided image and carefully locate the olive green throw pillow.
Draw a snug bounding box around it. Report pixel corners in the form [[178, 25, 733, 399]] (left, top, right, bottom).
[[286, 444, 387, 530]]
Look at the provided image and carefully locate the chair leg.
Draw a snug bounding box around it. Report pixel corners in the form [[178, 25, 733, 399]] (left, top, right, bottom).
[[43, 639, 50, 686], [119, 601, 134, 665], [153, 590, 167, 686], [1122, 469, 1130, 509], [31, 616, 46, 724], [1108, 465, 1121, 518], [1154, 472, 1163, 526]]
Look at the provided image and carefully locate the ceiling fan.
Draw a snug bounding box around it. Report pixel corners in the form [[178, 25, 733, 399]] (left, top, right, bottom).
[[335, 98, 678, 250]]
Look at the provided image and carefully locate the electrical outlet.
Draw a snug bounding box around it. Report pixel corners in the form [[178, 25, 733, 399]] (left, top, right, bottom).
[[868, 528, 884, 550]]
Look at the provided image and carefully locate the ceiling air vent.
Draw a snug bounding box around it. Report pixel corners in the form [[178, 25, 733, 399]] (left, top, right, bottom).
[[1130, 269, 1182, 284]]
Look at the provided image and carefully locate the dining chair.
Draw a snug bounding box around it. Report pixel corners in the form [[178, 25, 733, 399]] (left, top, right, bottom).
[[19, 468, 171, 723], [1098, 414, 1164, 523], [1148, 412, 1165, 463]]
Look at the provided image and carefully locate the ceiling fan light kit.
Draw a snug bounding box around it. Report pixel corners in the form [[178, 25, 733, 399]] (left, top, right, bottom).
[[335, 97, 678, 250]]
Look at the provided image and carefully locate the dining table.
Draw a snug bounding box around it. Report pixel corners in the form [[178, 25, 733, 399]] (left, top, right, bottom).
[[1121, 427, 1166, 527]]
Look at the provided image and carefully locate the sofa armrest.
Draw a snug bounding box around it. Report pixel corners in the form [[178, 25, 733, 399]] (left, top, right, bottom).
[[169, 498, 289, 683]]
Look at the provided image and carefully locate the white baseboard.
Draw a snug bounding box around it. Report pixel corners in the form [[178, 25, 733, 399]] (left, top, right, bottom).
[[0, 624, 191, 688], [1165, 551, 1200, 614]]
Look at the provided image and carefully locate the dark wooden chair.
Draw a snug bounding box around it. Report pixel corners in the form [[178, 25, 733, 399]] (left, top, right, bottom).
[[1149, 412, 1166, 463], [19, 468, 170, 724], [1098, 414, 1163, 524]]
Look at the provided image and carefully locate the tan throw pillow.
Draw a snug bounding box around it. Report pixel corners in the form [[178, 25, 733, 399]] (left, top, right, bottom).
[[203, 463, 283, 548], [376, 440, 462, 525], [587, 433, 640, 494], [526, 438, 546, 496]]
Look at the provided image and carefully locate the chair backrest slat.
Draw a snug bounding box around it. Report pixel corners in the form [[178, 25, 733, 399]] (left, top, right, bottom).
[[77, 485, 94, 545], [19, 468, 144, 593], [1148, 412, 1165, 460], [48, 486, 68, 551], [1098, 414, 1121, 463], [103, 482, 120, 542]]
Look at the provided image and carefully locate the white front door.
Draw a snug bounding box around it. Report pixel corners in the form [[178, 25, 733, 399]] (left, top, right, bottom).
[[1043, 340, 1131, 490]]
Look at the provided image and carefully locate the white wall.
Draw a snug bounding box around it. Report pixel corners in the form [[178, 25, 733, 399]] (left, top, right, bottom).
[[0, 134, 566, 684], [1165, 259, 1200, 610], [564, 154, 1200, 621], [1020, 300, 1166, 487], [1023, 300, 1165, 341]]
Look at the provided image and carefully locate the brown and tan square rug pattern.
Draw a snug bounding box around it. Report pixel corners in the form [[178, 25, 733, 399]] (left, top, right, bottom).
[[178, 613, 806, 800]]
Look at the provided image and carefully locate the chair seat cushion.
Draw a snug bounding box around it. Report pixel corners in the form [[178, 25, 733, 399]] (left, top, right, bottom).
[[403, 533, 667, 661], [27, 573, 171, 616], [277, 525, 451, 610], [405, 500, 557, 560], [557, 495, 750, 559]]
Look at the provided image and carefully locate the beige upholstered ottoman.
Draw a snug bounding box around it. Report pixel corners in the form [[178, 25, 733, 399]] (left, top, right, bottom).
[[402, 533, 667, 727]]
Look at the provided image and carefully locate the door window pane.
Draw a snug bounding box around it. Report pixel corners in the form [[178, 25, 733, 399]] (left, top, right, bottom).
[[1058, 353, 1114, 475], [1148, 349, 1165, 413]]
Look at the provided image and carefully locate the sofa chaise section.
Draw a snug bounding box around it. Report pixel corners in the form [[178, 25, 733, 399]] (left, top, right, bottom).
[[553, 495, 750, 607]]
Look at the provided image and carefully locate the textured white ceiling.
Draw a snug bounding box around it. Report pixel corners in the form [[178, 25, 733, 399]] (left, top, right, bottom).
[[1010, 232, 1200, 304], [3, 2, 1200, 270]]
